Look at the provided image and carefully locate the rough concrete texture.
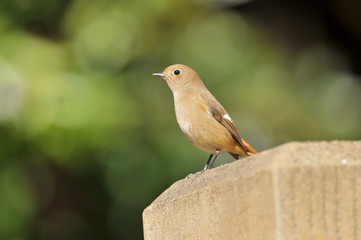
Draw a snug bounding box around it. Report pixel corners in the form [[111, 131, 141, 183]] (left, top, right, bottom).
[[143, 141, 361, 240]]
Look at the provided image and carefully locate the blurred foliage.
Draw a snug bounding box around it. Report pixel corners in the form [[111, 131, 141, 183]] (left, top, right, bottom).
[[0, 0, 360, 239]]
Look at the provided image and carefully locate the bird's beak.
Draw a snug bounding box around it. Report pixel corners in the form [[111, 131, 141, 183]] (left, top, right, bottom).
[[152, 73, 165, 77]]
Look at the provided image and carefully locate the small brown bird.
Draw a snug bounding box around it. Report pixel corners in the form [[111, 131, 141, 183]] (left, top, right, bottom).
[[153, 64, 258, 170]]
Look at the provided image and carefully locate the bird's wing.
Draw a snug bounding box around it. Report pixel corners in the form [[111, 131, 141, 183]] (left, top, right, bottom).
[[201, 93, 248, 153]]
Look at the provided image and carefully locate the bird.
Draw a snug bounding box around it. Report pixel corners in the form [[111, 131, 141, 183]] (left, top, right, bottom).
[[153, 64, 258, 170]]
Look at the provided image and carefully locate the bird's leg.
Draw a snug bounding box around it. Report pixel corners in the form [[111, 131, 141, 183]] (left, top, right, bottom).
[[203, 151, 220, 170], [208, 150, 220, 170], [187, 154, 214, 178], [187, 152, 219, 178], [203, 154, 214, 171]]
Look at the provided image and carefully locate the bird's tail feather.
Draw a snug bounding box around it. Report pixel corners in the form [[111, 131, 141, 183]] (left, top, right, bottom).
[[242, 138, 258, 155], [242, 138, 258, 156], [229, 139, 258, 159]]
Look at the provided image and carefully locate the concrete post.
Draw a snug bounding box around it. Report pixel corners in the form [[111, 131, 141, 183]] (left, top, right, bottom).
[[143, 141, 361, 240]]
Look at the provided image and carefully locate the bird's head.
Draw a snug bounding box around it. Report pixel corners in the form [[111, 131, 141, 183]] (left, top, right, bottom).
[[153, 64, 203, 93]]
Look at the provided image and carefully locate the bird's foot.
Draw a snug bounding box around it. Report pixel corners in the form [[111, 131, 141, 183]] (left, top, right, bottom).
[[186, 169, 206, 178]]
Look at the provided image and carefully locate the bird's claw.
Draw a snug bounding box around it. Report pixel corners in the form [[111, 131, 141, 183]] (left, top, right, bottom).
[[186, 169, 206, 178]]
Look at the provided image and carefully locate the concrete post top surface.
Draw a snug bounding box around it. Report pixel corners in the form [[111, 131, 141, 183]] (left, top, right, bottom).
[[147, 140, 361, 208]]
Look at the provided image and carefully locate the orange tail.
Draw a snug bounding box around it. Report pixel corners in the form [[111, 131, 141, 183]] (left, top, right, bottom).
[[242, 138, 258, 155], [229, 138, 258, 159]]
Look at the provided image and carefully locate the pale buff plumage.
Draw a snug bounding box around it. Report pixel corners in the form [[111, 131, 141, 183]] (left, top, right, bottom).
[[153, 64, 257, 169]]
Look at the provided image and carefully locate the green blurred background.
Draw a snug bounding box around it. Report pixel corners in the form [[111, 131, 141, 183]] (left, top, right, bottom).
[[0, 0, 360, 239]]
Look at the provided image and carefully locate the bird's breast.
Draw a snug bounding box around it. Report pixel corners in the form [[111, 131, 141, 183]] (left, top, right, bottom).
[[174, 95, 206, 139]]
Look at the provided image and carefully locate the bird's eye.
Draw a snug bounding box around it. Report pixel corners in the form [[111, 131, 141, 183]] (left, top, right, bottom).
[[174, 70, 181, 76]]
